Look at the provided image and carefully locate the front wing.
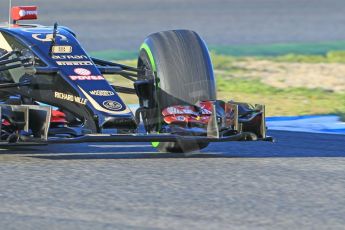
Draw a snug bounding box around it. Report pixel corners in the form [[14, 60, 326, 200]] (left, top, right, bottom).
[[0, 102, 273, 148]]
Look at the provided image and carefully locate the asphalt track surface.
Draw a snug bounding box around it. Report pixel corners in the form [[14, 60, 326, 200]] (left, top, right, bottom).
[[0, 131, 345, 229], [1, 0, 345, 50]]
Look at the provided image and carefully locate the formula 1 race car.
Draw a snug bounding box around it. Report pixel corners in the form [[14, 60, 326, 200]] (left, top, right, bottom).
[[0, 6, 273, 153]]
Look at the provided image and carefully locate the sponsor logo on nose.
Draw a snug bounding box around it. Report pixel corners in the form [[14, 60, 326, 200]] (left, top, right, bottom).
[[102, 100, 123, 111], [74, 68, 91, 76]]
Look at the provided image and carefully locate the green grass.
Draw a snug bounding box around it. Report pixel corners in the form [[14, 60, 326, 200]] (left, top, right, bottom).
[[211, 53, 345, 118], [217, 77, 280, 94], [266, 51, 345, 63], [215, 76, 345, 118]]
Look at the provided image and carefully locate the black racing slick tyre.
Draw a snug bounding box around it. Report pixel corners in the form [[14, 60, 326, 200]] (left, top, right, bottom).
[[138, 30, 216, 153]]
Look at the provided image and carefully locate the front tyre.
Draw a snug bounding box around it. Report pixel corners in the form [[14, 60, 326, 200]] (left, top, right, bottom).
[[138, 30, 216, 153]]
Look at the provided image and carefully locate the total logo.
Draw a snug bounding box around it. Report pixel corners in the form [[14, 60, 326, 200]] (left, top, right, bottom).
[[12, 6, 38, 21], [102, 100, 123, 111], [69, 68, 105, 81], [19, 9, 37, 17]]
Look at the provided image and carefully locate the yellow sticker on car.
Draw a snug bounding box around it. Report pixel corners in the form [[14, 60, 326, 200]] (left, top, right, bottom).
[[52, 45, 72, 54]]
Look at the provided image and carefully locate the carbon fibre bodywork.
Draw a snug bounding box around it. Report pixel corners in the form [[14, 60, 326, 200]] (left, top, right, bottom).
[[0, 26, 135, 132]]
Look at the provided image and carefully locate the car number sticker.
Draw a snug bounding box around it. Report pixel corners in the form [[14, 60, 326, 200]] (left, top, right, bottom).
[[52, 46, 72, 54]]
